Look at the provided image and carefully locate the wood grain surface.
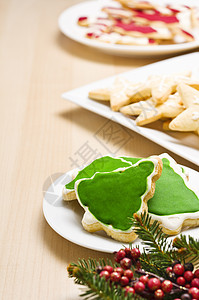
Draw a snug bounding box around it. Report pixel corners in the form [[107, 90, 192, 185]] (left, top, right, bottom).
[[0, 0, 198, 299]]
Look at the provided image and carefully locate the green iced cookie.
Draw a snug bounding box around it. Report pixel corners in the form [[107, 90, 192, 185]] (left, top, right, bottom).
[[76, 159, 158, 231], [148, 156, 199, 216]]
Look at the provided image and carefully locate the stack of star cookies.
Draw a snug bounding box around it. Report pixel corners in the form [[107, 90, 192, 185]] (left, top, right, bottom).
[[77, 0, 199, 46], [88, 71, 199, 135]]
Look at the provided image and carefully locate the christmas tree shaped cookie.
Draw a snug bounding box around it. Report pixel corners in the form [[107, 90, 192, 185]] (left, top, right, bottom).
[[147, 153, 199, 235], [63, 155, 132, 201], [75, 157, 162, 242]]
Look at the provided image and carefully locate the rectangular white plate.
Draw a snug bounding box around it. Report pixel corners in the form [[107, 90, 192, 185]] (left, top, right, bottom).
[[62, 53, 199, 166]]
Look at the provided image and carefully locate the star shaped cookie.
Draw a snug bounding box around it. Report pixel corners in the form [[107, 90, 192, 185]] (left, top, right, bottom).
[[169, 83, 199, 135]]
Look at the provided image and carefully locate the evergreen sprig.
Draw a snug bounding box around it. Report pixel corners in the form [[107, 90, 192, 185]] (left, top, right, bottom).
[[173, 235, 199, 268], [68, 260, 145, 300], [132, 212, 176, 274], [67, 212, 199, 299]]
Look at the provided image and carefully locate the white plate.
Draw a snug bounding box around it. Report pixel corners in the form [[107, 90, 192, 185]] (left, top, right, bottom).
[[43, 165, 199, 253], [58, 0, 199, 57], [62, 53, 199, 166]]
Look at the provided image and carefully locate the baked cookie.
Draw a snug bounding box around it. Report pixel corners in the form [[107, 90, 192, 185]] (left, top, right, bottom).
[[115, 0, 155, 10], [86, 30, 156, 45], [110, 77, 137, 111], [88, 88, 111, 101], [136, 93, 184, 126], [169, 83, 199, 135], [62, 155, 132, 201], [120, 98, 155, 116], [102, 6, 133, 20], [112, 20, 173, 40], [150, 71, 191, 104], [131, 10, 180, 27], [120, 93, 184, 126], [75, 157, 162, 242], [148, 153, 199, 235]]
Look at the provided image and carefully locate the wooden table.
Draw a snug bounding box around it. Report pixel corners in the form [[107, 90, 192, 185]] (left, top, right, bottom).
[[0, 0, 198, 299]]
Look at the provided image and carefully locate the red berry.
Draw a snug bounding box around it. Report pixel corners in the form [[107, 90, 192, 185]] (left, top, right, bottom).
[[120, 276, 129, 286], [136, 260, 141, 270], [134, 281, 145, 293], [172, 260, 181, 267], [166, 266, 172, 274], [103, 265, 113, 274], [191, 278, 199, 288], [184, 271, 194, 282], [99, 270, 110, 280], [125, 286, 135, 295], [120, 258, 132, 270], [176, 276, 186, 286], [154, 289, 164, 299], [161, 280, 173, 293], [114, 249, 126, 262], [124, 269, 134, 279], [139, 275, 149, 285], [189, 287, 199, 299], [173, 264, 185, 276], [195, 270, 199, 278], [148, 278, 161, 291], [185, 284, 191, 289], [110, 271, 121, 283], [131, 248, 141, 260], [114, 267, 123, 276], [124, 247, 131, 257]]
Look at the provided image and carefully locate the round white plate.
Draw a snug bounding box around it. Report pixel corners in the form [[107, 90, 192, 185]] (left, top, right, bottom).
[[43, 165, 199, 253], [58, 0, 199, 57]]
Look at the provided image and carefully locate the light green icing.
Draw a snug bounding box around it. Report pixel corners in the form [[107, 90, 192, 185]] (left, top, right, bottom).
[[76, 161, 155, 231], [148, 158, 199, 216], [65, 156, 131, 190]]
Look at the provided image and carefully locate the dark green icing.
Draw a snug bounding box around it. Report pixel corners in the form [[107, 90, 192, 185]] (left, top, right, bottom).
[[148, 158, 199, 216], [65, 156, 131, 190], [76, 161, 155, 231]]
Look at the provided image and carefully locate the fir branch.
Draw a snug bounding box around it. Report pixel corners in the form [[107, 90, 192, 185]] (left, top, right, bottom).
[[132, 212, 176, 272], [173, 235, 199, 267], [68, 260, 145, 300]]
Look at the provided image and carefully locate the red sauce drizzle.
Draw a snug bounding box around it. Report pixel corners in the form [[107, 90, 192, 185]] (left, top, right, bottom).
[[135, 11, 179, 23], [181, 29, 194, 38], [115, 20, 156, 33], [78, 16, 88, 22], [166, 5, 180, 14], [86, 32, 100, 38], [149, 38, 155, 44]]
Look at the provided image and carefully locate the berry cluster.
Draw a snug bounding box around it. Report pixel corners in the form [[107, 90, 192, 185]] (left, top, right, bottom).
[[96, 247, 199, 299], [166, 260, 199, 300]]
